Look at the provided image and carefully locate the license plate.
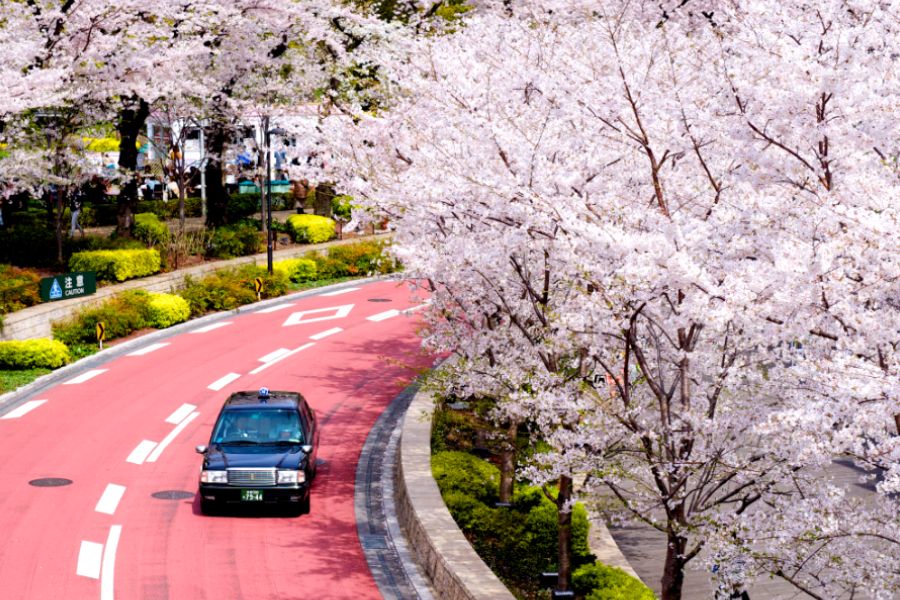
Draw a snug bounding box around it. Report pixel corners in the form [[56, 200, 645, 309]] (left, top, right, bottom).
[[241, 490, 263, 501]]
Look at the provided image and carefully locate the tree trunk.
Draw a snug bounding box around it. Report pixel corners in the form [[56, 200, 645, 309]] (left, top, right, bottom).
[[498, 420, 518, 504], [556, 474, 573, 591], [53, 187, 65, 267], [314, 183, 334, 217], [204, 121, 229, 228], [661, 531, 688, 600], [116, 97, 150, 238]]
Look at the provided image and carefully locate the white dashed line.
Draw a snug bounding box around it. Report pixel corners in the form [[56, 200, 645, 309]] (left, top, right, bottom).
[[77, 540, 103, 579], [258, 348, 290, 363], [282, 304, 354, 327], [125, 342, 170, 357], [402, 303, 430, 315], [190, 321, 232, 334], [367, 309, 401, 322], [126, 440, 158, 465], [165, 403, 197, 425], [63, 369, 108, 385], [100, 525, 122, 600], [95, 484, 126, 515], [208, 372, 241, 391], [146, 412, 199, 463], [249, 343, 315, 375], [319, 287, 360, 296], [256, 303, 295, 314], [1, 399, 47, 419], [309, 327, 343, 340]]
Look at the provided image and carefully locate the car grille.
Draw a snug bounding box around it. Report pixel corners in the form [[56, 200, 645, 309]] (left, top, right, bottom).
[[227, 468, 276, 487]]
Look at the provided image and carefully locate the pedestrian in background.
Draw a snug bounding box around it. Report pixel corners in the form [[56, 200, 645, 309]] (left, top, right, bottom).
[[69, 189, 84, 238]]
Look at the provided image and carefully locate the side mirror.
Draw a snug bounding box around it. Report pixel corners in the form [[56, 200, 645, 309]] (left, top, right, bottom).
[[301, 445, 313, 455], [195, 445, 208, 454]]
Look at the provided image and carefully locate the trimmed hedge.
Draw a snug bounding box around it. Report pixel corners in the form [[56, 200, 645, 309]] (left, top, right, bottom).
[[146, 293, 190, 328], [573, 563, 656, 600], [52, 290, 152, 345], [326, 240, 396, 276], [0, 339, 70, 369], [205, 223, 262, 259], [69, 249, 161, 282], [133, 212, 170, 247], [273, 258, 318, 283], [286, 214, 335, 244]]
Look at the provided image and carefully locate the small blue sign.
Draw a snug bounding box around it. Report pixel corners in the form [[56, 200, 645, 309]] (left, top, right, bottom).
[[49, 279, 62, 300]]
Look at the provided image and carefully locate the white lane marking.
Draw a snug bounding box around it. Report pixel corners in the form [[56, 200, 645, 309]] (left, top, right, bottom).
[[63, 369, 108, 385], [165, 403, 197, 425], [190, 321, 232, 334], [249, 343, 315, 375], [319, 287, 360, 297], [77, 540, 103, 579], [258, 348, 290, 363], [146, 412, 199, 463], [1, 399, 47, 420], [100, 525, 122, 600], [125, 342, 170, 357], [402, 303, 430, 315], [126, 440, 158, 465], [256, 303, 295, 314], [208, 372, 241, 391], [367, 309, 401, 322], [95, 484, 126, 516], [309, 327, 342, 341], [282, 304, 354, 327]]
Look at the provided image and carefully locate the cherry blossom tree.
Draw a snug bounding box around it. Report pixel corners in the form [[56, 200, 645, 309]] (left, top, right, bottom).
[[323, 1, 899, 598]]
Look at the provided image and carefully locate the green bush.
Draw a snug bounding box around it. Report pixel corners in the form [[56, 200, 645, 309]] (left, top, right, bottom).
[[226, 193, 263, 222], [205, 223, 261, 259], [69, 249, 161, 282], [332, 195, 354, 220], [327, 240, 397, 276], [0, 225, 57, 267], [273, 258, 318, 283], [0, 265, 42, 314], [432, 451, 500, 504], [0, 339, 70, 369], [133, 212, 170, 247], [573, 562, 656, 600], [285, 214, 335, 244], [177, 264, 289, 317], [52, 290, 151, 345], [146, 292, 190, 328]]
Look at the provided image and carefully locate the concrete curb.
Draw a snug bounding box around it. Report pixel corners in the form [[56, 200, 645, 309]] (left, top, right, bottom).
[[0, 232, 392, 341]]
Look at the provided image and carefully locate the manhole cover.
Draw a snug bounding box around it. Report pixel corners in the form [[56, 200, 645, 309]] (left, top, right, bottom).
[[29, 478, 73, 487], [367, 298, 391, 302], [151, 490, 195, 500]]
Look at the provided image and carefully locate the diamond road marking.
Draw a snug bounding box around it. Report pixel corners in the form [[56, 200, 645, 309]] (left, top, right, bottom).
[[282, 304, 354, 327]]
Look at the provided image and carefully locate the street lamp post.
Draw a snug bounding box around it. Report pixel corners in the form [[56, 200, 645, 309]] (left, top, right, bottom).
[[265, 125, 287, 274]]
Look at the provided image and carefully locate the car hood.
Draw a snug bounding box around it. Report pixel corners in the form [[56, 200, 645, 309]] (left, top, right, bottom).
[[204, 445, 306, 470]]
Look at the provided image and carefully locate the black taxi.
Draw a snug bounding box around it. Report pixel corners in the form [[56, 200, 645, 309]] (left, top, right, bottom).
[[196, 388, 319, 515]]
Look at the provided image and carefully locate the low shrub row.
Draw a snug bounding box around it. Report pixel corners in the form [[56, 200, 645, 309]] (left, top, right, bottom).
[[69, 249, 162, 282], [286, 214, 335, 244], [0, 339, 70, 369]]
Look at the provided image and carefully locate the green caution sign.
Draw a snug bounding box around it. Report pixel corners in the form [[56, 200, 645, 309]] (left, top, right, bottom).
[[40, 272, 97, 302]]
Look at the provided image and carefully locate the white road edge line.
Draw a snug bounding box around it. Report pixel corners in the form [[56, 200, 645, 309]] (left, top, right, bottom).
[[63, 369, 108, 385], [126, 440, 158, 465], [190, 321, 232, 334], [309, 327, 342, 341], [319, 287, 360, 296], [165, 403, 197, 425], [256, 303, 295, 314], [258, 348, 290, 363], [95, 484, 126, 516], [367, 309, 401, 322], [100, 525, 122, 600], [249, 342, 315, 375], [1, 399, 47, 419], [208, 372, 241, 391], [125, 342, 170, 357], [76, 540, 103, 579], [146, 412, 200, 463]]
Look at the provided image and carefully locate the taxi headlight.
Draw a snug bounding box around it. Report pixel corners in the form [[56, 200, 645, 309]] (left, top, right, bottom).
[[277, 470, 305, 484], [200, 470, 227, 484]]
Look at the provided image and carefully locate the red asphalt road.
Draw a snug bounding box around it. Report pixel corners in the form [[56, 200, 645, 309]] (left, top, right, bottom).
[[0, 279, 434, 600]]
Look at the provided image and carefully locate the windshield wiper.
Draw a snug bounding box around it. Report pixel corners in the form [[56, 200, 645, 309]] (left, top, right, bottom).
[[259, 440, 302, 445]]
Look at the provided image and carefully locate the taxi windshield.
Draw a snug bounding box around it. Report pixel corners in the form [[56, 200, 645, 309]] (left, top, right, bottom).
[[212, 409, 303, 444]]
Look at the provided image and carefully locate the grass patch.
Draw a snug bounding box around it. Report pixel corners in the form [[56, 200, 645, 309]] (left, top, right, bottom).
[[0, 368, 52, 394]]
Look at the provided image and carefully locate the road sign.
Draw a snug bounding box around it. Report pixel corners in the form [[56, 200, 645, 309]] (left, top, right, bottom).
[[96, 322, 105, 342], [39, 272, 96, 302], [254, 277, 263, 293]]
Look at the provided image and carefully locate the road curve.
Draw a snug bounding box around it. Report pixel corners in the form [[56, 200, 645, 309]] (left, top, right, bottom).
[[0, 279, 433, 600]]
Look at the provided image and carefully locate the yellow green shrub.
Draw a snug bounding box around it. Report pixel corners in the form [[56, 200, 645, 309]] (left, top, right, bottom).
[[285, 214, 335, 244], [273, 258, 318, 282], [0, 339, 70, 369], [69, 249, 161, 282], [146, 293, 190, 328]]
